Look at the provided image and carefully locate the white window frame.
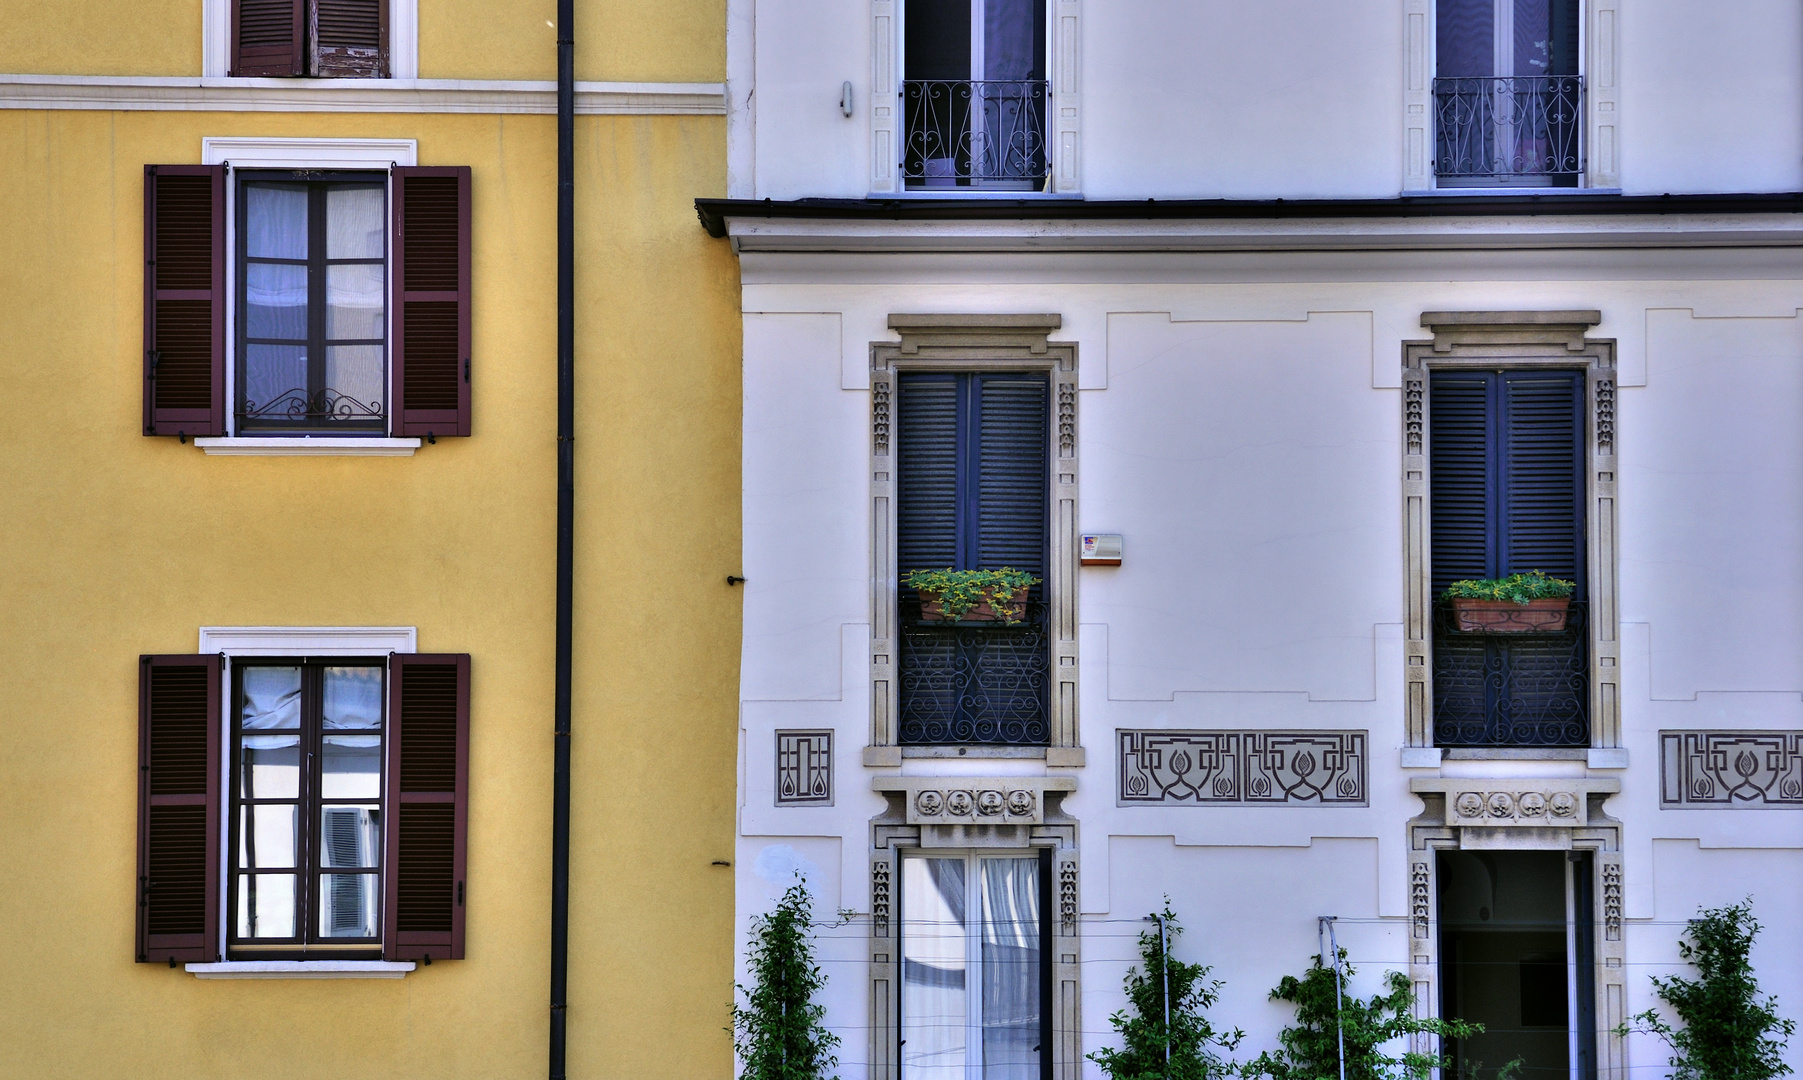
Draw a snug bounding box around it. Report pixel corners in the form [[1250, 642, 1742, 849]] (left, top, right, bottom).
[[186, 625, 417, 979], [204, 0, 419, 80], [194, 137, 422, 457], [870, 0, 1081, 196]]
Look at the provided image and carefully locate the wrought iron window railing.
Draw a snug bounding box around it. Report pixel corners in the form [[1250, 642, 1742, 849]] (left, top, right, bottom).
[[238, 387, 385, 427], [1434, 75, 1583, 183], [899, 599, 1049, 745], [1433, 598, 1589, 747], [902, 79, 1049, 189]]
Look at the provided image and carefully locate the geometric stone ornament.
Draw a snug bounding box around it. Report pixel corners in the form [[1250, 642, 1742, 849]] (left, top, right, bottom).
[[1118, 730, 1367, 806], [1410, 776, 1620, 827], [775, 730, 833, 805], [871, 774, 1075, 826], [1661, 731, 1803, 807]]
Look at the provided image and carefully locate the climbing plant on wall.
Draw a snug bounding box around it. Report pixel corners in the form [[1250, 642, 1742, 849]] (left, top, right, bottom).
[[732, 880, 840, 1080], [1090, 902, 1243, 1080]]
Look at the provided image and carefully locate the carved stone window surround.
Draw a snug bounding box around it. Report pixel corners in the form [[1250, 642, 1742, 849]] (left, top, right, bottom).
[[867, 314, 1082, 767], [1402, 311, 1621, 752]]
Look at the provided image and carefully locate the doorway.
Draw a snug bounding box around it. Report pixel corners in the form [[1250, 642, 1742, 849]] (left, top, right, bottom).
[[1438, 850, 1596, 1080]]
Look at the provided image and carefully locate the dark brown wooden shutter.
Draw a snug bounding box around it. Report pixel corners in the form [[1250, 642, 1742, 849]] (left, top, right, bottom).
[[232, 0, 305, 77], [391, 167, 472, 439], [383, 653, 469, 961], [136, 655, 222, 964], [143, 165, 226, 438], [313, 0, 388, 77]]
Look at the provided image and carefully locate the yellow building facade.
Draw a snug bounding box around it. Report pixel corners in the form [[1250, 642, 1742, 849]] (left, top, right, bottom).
[[0, 2, 738, 1077]]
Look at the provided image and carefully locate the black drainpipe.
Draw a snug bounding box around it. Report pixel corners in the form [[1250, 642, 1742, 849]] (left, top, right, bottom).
[[550, 0, 575, 1074]]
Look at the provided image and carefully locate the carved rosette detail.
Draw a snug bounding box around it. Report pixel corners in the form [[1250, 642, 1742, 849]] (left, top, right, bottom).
[[872, 860, 892, 937], [873, 379, 892, 455], [1404, 374, 1425, 455], [1058, 383, 1075, 456], [915, 790, 943, 816], [1603, 862, 1623, 941], [1411, 861, 1431, 939], [1059, 860, 1078, 935], [1595, 377, 1616, 455], [1447, 787, 1583, 823]]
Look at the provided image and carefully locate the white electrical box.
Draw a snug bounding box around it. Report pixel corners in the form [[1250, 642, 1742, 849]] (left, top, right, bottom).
[[1080, 533, 1123, 566]]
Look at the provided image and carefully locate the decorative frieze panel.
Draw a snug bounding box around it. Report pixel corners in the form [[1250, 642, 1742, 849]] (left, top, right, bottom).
[[775, 730, 833, 805], [1410, 777, 1619, 827], [1117, 730, 1367, 806], [871, 775, 1075, 826], [1661, 731, 1803, 806]]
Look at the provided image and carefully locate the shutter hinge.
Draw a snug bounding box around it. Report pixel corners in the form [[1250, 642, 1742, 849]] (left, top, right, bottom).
[[463, 357, 470, 383], [457, 881, 464, 907], [148, 350, 160, 376], [426, 431, 436, 445]]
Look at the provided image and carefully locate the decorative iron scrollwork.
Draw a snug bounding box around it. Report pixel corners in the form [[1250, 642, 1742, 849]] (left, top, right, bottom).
[[899, 602, 1049, 745], [239, 387, 384, 423], [1433, 599, 1589, 747], [1434, 76, 1584, 181], [902, 79, 1049, 187]]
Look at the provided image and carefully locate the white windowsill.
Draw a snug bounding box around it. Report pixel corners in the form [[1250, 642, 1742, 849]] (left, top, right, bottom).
[[186, 960, 416, 979], [193, 436, 421, 456]]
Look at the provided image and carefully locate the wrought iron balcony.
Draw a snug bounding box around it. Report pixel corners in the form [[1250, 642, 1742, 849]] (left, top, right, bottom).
[[899, 600, 1049, 745], [239, 387, 385, 427], [1434, 75, 1583, 183], [1434, 598, 1589, 747], [902, 79, 1049, 189]]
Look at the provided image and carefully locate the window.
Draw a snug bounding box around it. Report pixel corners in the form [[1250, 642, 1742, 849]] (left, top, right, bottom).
[[899, 851, 1047, 1079], [238, 175, 387, 433], [233, 0, 388, 78], [896, 372, 1049, 744], [143, 163, 471, 441], [135, 652, 469, 965], [1434, 0, 1583, 185], [1429, 369, 1587, 746], [902, 0, 1047, 189]]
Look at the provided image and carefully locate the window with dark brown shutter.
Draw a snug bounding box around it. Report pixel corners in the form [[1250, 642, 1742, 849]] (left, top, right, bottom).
[[383, 654, 469, 961], [143, 166, 226, 438], [137, 655, 222, 964], [390, 168, 472, 439], [233, 0, 387, 78]]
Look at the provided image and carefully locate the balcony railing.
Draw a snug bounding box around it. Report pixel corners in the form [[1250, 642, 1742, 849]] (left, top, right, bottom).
[[902, 79, 1049, 189], [1434, 75, 1584, 183], [899, 599, 1049, 745], [1433, 598, 1590, 747]]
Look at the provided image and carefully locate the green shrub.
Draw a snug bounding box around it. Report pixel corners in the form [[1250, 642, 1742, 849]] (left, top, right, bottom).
[[1621, 900, 1795, 1080], [902, 567, 1041, 621], [732, 881, 840, 1080], [1440, 571, 1575, 605], [1090, 903, 1244, 1080]]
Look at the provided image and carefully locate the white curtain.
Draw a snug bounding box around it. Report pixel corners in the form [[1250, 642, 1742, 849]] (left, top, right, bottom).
[[904, 858, 969, 1078], [981, 858, 1040, 1080]]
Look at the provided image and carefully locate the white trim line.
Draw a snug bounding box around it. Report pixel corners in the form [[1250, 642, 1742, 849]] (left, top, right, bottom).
[[201, 136, 417, 169], [187, 960, 416, 979], [0, 74, 728, 115], [195, 436, 422, 455], [198, 626, 417, 655]]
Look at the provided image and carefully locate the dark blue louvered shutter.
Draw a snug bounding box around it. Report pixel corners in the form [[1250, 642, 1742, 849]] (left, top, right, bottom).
[[976, 375, 1048, 583], [1428, 372, 1496, 593], [1502, 371, 1585, 593], [897, 374, 961, 576]]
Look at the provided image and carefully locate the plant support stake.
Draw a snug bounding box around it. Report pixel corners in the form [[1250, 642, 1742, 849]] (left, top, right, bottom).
[[1148, 912, 1170, 1077], [549, 0, 574, 1074], [1319, 916, 1347, 1080]]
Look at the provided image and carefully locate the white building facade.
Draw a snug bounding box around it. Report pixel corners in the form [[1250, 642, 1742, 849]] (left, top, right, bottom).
[[707, 2, 1803, 1078]]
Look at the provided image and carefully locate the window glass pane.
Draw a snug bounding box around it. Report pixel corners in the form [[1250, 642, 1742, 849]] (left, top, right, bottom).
[[323, 666, 383, 729], [982, 0, 1042, 81], [236, 873, 298, 938], [326, 186, 384, 260], [319, 805, 381, 868], [245, 262, 309, 340], [1437, 0, 1494, 77], [238, 804, 299, 869], [324, 345, 385, 416], [239, 734, 300, 799], [903, 857, 968, 1077], [980, 857, 1041, 1079], [240, 666, 302, 730], [325, 263, 384, 340], [245, 184, 308, 260], [243, 344, 309, 416], [320, 874, 379, 937], [321, 736, 382, 799]]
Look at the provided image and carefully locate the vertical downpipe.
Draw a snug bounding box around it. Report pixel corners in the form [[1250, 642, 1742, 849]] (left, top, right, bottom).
[[550, 0, 575, 1075]]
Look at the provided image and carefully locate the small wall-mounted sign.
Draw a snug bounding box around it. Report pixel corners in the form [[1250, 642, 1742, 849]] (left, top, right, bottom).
[[1080, 533, 1122, 566]]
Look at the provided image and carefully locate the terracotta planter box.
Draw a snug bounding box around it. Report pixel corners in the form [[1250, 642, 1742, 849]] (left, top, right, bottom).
[[1450, 596, 1570, 633], [918, 586, 1029, 624]]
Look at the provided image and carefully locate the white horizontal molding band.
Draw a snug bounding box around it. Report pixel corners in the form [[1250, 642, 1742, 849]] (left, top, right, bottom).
[[193, 435, 421, 454], [0, 74, 727, 116], [198, 626, 418, 655], [186, 961, 415, 979]]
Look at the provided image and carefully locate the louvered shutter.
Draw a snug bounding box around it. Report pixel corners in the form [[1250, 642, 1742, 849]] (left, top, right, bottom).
[[143, 166, 225, 438], [976, 374, 1048, 578], [136, 655, 221, 963], [383, 653, 469, 961], [313, 0, 388, 77], [897, 374, 962, 576], [1428, 372, 1496, 592], [391, 167, 472, 438], [1502, 371, 1585, 592], [232, 0, 305, 77]]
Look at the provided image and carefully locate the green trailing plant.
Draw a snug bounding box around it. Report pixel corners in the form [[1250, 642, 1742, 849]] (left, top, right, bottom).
[[903, 567, 1041, 622], [1441, 571, 1575, 605], [1243, 951, 1480, 1080], [1619, 900, 1795, 1080], [1090, 903, 1244, 1080], [732, 881, 840, 1080]]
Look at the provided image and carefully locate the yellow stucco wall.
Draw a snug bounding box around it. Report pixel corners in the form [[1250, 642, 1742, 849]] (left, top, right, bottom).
[[0, 106, 739, 1077], [0, 0, 723, 83]]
